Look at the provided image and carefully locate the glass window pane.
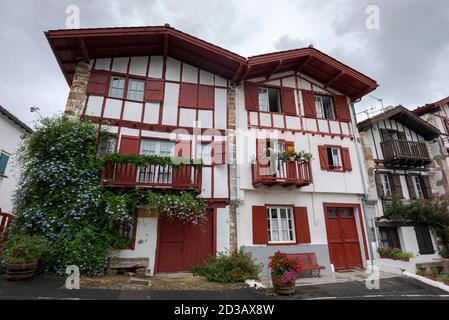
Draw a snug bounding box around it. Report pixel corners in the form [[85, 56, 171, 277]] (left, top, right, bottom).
[[127, 79, 144, 101], [327, 208, 337, 218], [339, 208, 354, 218], [268, 88, 280, 113], [258, 88, 269, 112], [109, 77, 125, 98]]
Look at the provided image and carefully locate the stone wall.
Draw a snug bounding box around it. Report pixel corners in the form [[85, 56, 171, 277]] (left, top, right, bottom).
[[227, 87, 238, 254], [65, 61, 90, 117]]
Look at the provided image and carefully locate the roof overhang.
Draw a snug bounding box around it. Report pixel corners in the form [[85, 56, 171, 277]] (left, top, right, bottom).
[[45, 26, 378, 101], [45, 26, 247, 85], [244, 48, 378, 101], [413, 96, 449, 116], [0, 105, 33, 133], [358, 106, 440, 141]]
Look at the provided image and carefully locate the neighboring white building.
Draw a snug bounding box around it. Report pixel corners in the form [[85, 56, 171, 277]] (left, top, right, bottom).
[[358, 106, 445, 274], [0, 106, 32, 215]]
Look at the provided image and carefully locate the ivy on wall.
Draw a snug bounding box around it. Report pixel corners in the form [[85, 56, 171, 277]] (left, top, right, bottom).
[[4, 116, 207, 276]]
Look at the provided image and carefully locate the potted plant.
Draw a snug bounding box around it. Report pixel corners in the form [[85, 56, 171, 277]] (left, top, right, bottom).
[[440, 275, 449, 286], [377, 247, 386, 259], [5, 233, 46, 281], [398, 252, 413, 262], [268, 252, 302, 295]]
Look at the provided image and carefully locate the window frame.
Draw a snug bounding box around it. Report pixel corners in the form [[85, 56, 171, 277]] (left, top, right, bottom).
[[314, 94, 335, 120], [140, 139, 175, 157], [97, 134, 117, 157], [412, 175, 425, 199], [258, 86, 281, 113], [380, 173, 393, 197], [126, 78, 145, 102], [328, 146, 343, 171], [0, 151, 10, 176], [266, 206, 296, 244], [108, 76, 126, 99]]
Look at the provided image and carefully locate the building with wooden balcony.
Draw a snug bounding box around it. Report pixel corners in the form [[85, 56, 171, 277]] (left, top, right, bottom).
[[47, 25, 379, 277], [358, 105, 444, 271]]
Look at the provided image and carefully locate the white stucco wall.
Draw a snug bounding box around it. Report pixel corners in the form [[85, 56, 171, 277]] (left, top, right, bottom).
[[0, 113, 29, 214]]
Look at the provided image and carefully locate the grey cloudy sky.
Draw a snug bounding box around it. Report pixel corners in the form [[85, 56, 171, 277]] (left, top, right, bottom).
[[1, 0, 448, 125]]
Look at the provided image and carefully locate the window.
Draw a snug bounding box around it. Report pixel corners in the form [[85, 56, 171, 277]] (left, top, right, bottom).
[[140, 140, 175, 157], [412, 176, 425, 199], [0, 152, 10, 176], [127, 79, 144, 101], [115, 213, 137, 249], [139, 140, 175, 184], [379, 227, 401, 250], [266, 207, 295, 243], [258, 87, 281, 113], [327, 147, 342, 170], [380, 173, 393, 197], [97, 135, 116, 157], [267, 140, 285, 154], [109, 76, 125, 98], [314, 95, 335, 119]]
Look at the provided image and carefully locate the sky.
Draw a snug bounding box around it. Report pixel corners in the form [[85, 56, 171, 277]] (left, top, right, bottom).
[[0, 0, 448, 126]]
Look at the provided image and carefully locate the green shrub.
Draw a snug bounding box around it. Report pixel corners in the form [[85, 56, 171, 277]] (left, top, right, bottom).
[[5, 233, 47, 264], [192, 251, 263, 283]]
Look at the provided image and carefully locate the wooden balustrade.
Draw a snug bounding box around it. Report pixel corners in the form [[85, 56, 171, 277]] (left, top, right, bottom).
[[251, 158, 312, 188], [380, 139, 431, 166], [101, 162, 202, 190]]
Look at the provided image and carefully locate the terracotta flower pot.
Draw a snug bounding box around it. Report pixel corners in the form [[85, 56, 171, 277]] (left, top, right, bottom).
[[6, 261, 39, 281], [444, 280, 449, 286], [271, 273, 296, 295], [380, 253, 386, 259], [392, 257, 398, 261]]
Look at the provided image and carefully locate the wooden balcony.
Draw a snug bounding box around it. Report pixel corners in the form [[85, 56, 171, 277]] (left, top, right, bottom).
[[101, 162, 202, 190], [251, 158, 312, 188], [380, 139, 431, 166]]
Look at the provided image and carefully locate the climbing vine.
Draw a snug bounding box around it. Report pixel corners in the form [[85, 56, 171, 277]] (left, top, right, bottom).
[[6, 116, 207, 276], [384, 197, 449, 258]]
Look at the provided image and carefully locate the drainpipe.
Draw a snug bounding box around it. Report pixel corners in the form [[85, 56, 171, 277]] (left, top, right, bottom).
[[350, 101, 375, 267]]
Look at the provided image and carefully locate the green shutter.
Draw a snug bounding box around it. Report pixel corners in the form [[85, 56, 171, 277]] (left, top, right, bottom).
[[0, 153, 9, 175]]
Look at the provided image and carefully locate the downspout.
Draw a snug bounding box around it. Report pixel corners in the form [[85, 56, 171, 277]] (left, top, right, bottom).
[[350, 100, 375, 266]]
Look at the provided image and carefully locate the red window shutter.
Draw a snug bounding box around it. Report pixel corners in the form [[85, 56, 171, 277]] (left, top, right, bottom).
[[144, 80, 164, 102], [116, 136, 140, 185], [179, 83, 198, 108], [281, 88, 297, 116], [294, 207, 311, 244], [318, 146, 329, 170], [119, 136, 140, 154], [252, 206, 268, 245], [302, 91, 316, 118], [198, 85, 214, 110], [335, 95, 351, 122], [212, 140, 228, 165], [245, 82, 259, 111], [86, 70, 109, 96], [341, 147, 352, 172], [175, 140, 191, 158]]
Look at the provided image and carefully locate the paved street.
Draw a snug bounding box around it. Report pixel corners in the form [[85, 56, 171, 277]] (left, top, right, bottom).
[[0, 275, 448, 300]]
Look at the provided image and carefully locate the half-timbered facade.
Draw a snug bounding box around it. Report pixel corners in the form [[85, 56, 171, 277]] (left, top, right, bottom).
[[46, 26, 379, 276], [236, 49, 377, 276], [358, 106, 443, 269]]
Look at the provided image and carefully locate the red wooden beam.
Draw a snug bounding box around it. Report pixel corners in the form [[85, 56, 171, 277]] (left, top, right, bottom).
[[231, 63, 245, 86], [78, 37, 90, 64], [324, 71, 345, 89], [163, 33, 169, 60], [266, 60, 283, 80], [295, 56, 313, 74]]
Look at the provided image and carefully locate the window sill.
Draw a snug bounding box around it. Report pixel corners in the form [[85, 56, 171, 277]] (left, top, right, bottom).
[[267, 242, 298, 247]]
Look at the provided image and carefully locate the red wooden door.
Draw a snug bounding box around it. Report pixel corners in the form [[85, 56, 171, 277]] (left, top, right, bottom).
[[325, 207, 363, 270], [157, 213, 214, 273]]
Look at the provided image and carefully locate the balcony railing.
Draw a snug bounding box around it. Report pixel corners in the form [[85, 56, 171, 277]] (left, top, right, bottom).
[[251, 158, 312, 188], [380, 139, 431, 166], [101, 162, 202, 190]]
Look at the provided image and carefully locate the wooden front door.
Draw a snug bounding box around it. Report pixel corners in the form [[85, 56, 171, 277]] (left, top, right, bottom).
[[325, 207, 363, 270], [156, 213, 214, 273]]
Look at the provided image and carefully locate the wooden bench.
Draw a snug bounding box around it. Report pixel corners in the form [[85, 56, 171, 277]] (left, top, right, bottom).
[[0, 212, 14, 253], [287, 253, 325, 277]]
